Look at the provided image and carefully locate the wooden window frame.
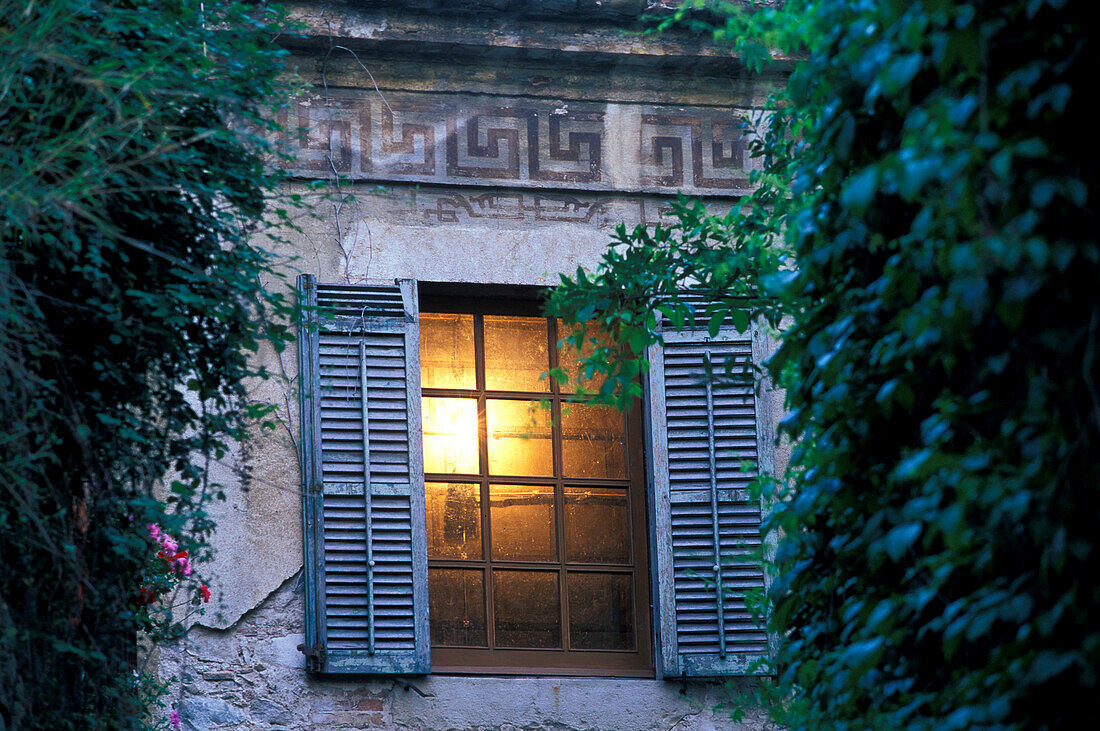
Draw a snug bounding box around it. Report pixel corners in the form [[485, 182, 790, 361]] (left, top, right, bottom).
[[421, 294, 653, 677]]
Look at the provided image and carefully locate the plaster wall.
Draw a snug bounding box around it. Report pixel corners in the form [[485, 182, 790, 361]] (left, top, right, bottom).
[[158, 4, 788, 728], [159, 179, 786, 730]]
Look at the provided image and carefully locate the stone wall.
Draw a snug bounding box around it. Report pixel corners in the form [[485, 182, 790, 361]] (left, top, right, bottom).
[[156, 3, 788, 728], [159, 577, 774, 731]]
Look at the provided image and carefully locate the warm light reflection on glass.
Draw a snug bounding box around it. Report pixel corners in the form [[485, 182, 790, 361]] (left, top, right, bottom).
[[420, 313, 476, 390], [490, 484, 556, 561], [564, 487, 629, 564], [561, 403, 627, 479], [426, 482, 481, 559], [494, 570, 561, 648], [556, 319, 612, 393], [486, 399, 553, 476], [484, 315, 549, 392], [420, 312, 645, 662], [422, 397, 480, 474]]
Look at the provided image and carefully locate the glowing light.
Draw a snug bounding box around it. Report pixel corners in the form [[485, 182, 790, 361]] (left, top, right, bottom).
[[422, 397, 479, 474]]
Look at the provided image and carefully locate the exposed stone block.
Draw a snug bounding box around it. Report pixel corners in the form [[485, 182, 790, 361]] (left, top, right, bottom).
[[179, 696, 246, 730], [202, 671, 236, 682], [250, 697, 293, 726]]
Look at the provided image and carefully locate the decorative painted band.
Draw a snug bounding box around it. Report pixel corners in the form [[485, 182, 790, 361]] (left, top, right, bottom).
[[275, 89, 762, 196]]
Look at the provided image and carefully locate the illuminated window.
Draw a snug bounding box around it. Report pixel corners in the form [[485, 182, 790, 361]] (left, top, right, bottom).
[[299, 278, 769, 678], [419, 301, 653, 674]]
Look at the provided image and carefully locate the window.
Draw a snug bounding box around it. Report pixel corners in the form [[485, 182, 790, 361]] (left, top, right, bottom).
[[418, 301, 651, 674], [297, 276, 771, 678]]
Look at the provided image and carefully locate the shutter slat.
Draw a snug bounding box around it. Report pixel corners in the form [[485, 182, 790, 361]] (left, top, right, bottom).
[[300, 276, 429, 675]]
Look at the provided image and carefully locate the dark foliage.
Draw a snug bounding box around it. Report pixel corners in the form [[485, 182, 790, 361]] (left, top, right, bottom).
[[550, 1, 1098, 728], [0, 1, 293, 727]]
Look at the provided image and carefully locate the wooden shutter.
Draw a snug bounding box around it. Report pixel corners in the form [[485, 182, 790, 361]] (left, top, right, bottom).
[[298, 275, 429, 675], [647, 315, 774, 677]]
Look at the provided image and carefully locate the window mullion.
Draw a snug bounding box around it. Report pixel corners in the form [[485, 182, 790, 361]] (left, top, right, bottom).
[[548, 317, 570, 654], [473, 313, 495, 650]]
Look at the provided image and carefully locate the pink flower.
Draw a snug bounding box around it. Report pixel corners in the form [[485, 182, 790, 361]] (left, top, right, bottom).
[[200, 584, 211, 603], [147, 524, 196, 578], [169, 710, 181, 730]]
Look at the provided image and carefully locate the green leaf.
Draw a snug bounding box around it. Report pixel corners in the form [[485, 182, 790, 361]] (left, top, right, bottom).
[[883, 522, 922, 561], [840, 167, 880, 210], [708, 308, 726, 337], [883, 53, 922, 93], [894, 449, 933, 480]]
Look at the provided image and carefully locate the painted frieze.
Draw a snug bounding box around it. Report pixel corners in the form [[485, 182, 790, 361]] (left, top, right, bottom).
[[278, 89, 759, 197]]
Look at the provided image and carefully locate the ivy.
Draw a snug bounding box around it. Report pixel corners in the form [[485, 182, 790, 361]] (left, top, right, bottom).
[[550, 0, 1097, 727], [0, 0, 295, 727]]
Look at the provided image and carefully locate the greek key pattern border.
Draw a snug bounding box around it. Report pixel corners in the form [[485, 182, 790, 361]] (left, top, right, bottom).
[[277, 90, 757, 196]]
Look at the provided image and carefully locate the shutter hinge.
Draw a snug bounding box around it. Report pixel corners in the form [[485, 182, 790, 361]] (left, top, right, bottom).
[[299, 643, 326, 673], [310, 481, 323, 495]]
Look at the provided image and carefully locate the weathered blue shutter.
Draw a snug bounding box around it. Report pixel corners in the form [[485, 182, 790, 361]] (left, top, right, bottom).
[[647, 313, 774, 677], [299, 275, 429, 674]]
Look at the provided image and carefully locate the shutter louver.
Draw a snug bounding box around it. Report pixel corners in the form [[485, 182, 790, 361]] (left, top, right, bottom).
[[648, 318, 773, 677], [299, 276, 429, 675]]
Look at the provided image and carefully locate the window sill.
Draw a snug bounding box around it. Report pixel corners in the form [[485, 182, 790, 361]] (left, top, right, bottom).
[[429, 666, 655, 679]]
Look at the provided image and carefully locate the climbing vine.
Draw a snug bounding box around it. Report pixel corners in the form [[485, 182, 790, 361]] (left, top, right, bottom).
[[550, 0, 1098, 728], [0, 0, 295, 727]]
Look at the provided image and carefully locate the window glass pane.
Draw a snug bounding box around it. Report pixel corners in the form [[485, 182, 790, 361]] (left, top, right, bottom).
[[429, 568, 487, 647], [484, 315, 550, 392], [556, 319, 611, 394], [422, 397, 480, 474], [567, 572, 634, 651], [493, 570, 561, 648], [561, 403, 627, 479], [490, 484, 556, 561], [564, 487, 629, 564], [426, 482, 481, 559], [420, 313, 476, 390], [486, 399, 553, 476]]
